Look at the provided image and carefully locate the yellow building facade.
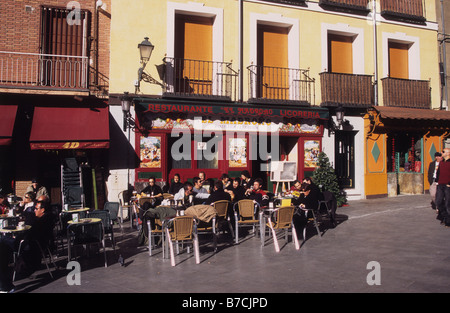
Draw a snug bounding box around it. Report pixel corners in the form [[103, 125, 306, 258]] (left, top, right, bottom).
[[108, 0, 449, 200]]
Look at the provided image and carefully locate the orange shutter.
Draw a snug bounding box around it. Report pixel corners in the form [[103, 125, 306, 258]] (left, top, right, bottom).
[[174, 15, 213, 94], [389, 42, 409, 79], [329, 34, 353, 74], [257, 25, 288, 99]]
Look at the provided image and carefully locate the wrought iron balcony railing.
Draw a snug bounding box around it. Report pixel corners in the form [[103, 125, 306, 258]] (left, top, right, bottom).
[[260, 0, 306, 6], [163, 57, 238, 102], [319, 0, 370, 12], [320, 72, 374, 108], [247, 65, 314, 105], [0, 51, 89, 90], [380, 0, 425, 23], [381, 77, 431, 109]]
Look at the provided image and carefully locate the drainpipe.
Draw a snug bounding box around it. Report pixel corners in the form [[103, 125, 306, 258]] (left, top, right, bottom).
[[441, 0, 448, 110], [372, 0, 378, 107], [238, 0, 243, 102]]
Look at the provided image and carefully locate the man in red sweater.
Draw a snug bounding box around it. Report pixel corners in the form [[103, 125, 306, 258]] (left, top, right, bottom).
[[436, 148, 450, 226]]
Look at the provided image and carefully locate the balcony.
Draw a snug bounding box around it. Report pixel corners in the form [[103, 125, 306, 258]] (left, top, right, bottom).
[[260, 0, 306, 6], [320, 72, 374, 108], [319, 0, 370, 14], [0, 51, 89, 91], [381, 77, 431, 109], [247, 65, 315, 106], [163, 57, 238, 102], [380, 0, 425, 23]]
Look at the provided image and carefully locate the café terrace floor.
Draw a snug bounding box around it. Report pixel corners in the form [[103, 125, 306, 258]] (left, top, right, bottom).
[[12, 194, 450, 294]]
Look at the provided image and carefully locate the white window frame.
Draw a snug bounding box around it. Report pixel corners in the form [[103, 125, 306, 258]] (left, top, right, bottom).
[[321, 23, 365, 74], [249, 13, 299, 100], [382, 32, 420, 80]]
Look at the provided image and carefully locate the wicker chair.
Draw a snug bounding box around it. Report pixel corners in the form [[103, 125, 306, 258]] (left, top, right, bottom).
[[233, 199, 260, 244], [265, 206, 299, 252], [164, 216, 200, 266], [213, 200, 234, 239]]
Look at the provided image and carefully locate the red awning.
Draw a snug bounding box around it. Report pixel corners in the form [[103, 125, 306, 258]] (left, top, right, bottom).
[[30, 106, 110, 150], [0, 105, 18, 145]]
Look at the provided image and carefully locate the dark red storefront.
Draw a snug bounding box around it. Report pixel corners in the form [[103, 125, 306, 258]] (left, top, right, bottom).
[[133, 99, 328, 192]]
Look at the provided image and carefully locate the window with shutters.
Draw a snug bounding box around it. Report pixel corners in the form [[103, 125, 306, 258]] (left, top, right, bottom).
[[40, 6, 90, 89]]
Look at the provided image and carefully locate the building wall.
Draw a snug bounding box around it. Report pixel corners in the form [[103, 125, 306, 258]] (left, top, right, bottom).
[[0, 0, 111, 95], [108, 0, 441, 200]]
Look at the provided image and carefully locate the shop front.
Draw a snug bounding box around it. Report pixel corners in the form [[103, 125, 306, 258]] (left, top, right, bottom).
[[365, 106, 450, 198], [132, 99, 328, 192], [26, 104, 110, 209]]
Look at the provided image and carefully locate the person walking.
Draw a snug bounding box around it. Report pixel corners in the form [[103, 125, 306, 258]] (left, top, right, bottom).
[[428, 152, 443, 211], [436, 148, 450, 226]]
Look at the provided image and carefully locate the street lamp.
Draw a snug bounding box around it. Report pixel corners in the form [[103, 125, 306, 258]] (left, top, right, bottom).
[[138, 37, 154, 64], [135, 37, 163, 92], [335, 105, 345, 129], [121, 91, 133, 132]]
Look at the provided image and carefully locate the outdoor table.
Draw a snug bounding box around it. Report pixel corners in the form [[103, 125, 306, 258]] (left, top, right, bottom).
[[67, 218, 103, 261], [0, 214, 19, 230], [0, 225, 31, 239]]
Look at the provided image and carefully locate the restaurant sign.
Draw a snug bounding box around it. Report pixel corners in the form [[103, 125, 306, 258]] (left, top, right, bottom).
[[30, 141, 110, 150], [140, 102, 328, 120]]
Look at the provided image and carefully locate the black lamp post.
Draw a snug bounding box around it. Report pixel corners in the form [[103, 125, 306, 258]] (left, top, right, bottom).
[[335, 105, 345, 129], [121, 91, 132, 132]]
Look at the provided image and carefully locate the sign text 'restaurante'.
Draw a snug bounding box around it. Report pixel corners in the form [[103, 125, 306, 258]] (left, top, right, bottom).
[[146, 103, 323, 119]]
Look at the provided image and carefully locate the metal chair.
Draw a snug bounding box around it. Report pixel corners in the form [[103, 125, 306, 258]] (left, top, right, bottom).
[[299, 203, 322, 241], [265, 206, 299, 252], [147, 218, 164, 256], [213, 200, 234, 239], [67, 220, 107, 267], [319, 191, 337, 227], [164, 216, 200, 266], [104, 201, 121, 235], [13, 239, 57, 281], [233, 199, 260, 244], [88, 210, 115, 251], [118, 190, 134, 226]]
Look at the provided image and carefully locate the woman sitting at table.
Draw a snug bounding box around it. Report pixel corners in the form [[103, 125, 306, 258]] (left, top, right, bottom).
[[292, 183, 320, 237]]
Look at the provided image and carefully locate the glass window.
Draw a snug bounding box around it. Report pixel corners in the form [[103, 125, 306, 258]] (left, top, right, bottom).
[[387, 133, 422, 173]]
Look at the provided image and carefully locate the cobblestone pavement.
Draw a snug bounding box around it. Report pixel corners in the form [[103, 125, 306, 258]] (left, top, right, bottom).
[[12, 194, 450, 294]]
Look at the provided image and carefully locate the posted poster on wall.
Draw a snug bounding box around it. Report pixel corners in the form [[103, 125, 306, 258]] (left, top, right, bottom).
[[140, 136, 161, 168], [229, 138, 247, 168], [304, 140, 320, 168]]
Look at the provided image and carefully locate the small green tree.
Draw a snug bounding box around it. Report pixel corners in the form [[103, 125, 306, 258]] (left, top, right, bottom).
[[312, 152, 347, 207]]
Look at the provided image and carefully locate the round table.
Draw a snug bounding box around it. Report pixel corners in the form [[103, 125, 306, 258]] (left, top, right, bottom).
[[67, 217, 101, 225], [0, 225, 31, 234]]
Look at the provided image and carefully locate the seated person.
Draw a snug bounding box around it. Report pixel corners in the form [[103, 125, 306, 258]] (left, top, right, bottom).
[[287, 180, 302, 198], [226, 177, 246, 203], [221, 173, 231, 190], [17, 191, 36, 225], [245, 178, 269, 208], [0, 195, 54, 292], [192, 177, 210, 204], [0, 194, 10, 215], [204, 181, 231, 205], [240, 170, 254, 190], [139, 177, 163, 220], [168, 173, 183, 195], [302, 177, 324, 201], [26, 178, 49, 199], [293, 183, 320, 236]]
